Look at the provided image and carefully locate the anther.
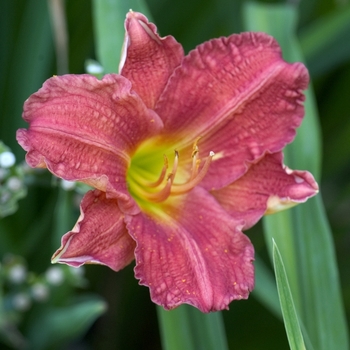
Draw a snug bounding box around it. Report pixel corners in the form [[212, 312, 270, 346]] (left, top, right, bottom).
[[172, 150, 179, 181], [171, 151, 215, 195], [191, 137, 201, 157]]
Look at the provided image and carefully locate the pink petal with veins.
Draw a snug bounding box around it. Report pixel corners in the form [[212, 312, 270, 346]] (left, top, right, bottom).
[[126, 187, 254, 312], [157, 32, 309, 189], [52, 190, 136, 271], [212, 152, 319, 230], [17, 74, 163, 213], [120, 11, 184, 109]]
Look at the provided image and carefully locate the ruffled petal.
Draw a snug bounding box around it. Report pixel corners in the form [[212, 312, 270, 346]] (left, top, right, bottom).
[[156, 32, 309, 189], [212, 152, 319, 230], [125, 187, 254, 312], [120, 11, 184, 109], [52, 190, 136, 271], [17, 74, 163, 213]]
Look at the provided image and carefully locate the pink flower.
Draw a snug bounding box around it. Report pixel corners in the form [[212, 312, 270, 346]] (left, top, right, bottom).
[[17, 12, 318, 312]]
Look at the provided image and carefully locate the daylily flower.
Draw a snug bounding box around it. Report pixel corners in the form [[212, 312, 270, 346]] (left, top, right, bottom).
[[16, 11, 318, 312]]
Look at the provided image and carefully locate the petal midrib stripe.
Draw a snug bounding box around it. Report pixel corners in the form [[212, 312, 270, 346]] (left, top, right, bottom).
[[32, 125, 131, 164]]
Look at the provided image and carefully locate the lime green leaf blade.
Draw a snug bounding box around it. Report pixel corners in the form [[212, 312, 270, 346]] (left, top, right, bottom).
[[252, 254, 281, 318], [157, 305, 228, 350], [272, 240, 306, 350]]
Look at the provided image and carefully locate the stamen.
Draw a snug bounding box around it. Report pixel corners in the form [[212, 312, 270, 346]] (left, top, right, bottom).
[[171, 150, 179, 183], [190, 137, 202, 180], [191, 157, 201, 180], [137, 174, 174, 203], [171, 151, 215, 195], [192, 137, 202, 158]]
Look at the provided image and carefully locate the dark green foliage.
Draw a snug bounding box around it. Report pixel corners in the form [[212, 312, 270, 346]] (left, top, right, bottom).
[[0, 0, 349, 349]]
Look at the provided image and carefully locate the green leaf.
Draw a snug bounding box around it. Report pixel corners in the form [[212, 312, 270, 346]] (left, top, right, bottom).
[[26, 296, 106, 350], [52, 187, 77, 250], [272, 240, 306, 350], [252, 254, 281, 318], [157, 305, 228, 350], [0, 0, 54, 154], [92, 0, 152, 73], [299, 5, 350, 77], [243, 3, 349, 350]]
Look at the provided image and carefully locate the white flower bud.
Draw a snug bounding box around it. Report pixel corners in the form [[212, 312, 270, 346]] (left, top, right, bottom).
[[7, 177, 22, 191], [8, 264, 27, 283], [0, 151, 16, 168], [61, 179, 76, 191], [12, 293, 31, 311], [1, 192, 10, 203], [86, 60, 104, 75], [0, 168, 8, 180], [45, 266, 64, 285], [31, 283, 49, 301]]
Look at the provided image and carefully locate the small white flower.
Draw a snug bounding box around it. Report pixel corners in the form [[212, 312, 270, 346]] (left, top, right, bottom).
[[0, 168, 8, 180], [45, 266, 64, 285], [69, 265, 85, 277], [12, 293, 31, 311], [61, 179, 76, 190], [86, 61, 104, 75], [0, 151, 16, 168], [8, 265, 27, 284], [7, 177, 22, 191], [31, 283, 49, 301], [0, 191, 11, 203]]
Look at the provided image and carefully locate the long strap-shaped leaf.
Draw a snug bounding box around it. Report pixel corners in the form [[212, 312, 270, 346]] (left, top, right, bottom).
[[157, 306, 228, 350], [272, 239, 306, 350], [92, 2, 229, 349], [243, 3, 349, 350], [299, 5, 350, 77]]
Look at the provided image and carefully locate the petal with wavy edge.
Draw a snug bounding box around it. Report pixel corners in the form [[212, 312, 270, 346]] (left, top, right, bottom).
[[125, 187, 254, 312], [120, 11, 184, 109], [17, 74, 163, 213], [156, 32, 309, 189], [211, 152, 319, 230], [52, 190, 136, 271]]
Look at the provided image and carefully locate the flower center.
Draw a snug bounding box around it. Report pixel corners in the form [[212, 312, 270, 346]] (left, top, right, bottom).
[[127, 138, 214, 205]]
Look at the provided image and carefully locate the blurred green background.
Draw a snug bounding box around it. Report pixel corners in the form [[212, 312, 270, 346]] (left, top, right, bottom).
[[0, 0, 349, 349]]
